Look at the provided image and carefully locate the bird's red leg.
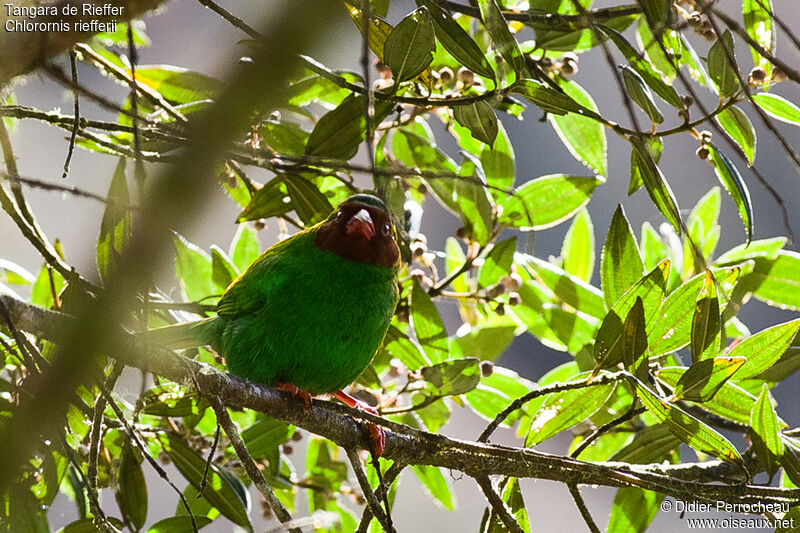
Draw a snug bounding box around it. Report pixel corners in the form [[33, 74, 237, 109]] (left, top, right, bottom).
[[276, 382, 313, 411], [333, 390, 386, 456]]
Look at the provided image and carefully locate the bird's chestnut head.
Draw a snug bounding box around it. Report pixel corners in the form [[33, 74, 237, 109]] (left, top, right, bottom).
[[315, 194, 400, 268]]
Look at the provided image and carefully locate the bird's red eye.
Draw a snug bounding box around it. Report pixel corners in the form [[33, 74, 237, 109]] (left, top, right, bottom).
[[382, 223, 391, 237]]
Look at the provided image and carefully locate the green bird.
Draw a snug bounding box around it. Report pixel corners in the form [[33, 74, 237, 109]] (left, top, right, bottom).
[[150, 194, 400, 452]]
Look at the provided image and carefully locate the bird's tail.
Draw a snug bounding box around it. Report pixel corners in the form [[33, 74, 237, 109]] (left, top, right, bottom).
[[144, 316, 224, 350]]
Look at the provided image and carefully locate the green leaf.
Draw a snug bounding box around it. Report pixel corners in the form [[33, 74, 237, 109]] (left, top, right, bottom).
[[684, 188, 721, 274], [631, 136, 681, 234], [236, 177, 290, 223], [639, 0, 670, 31], [600, 25, 682, 108], [421, 357, 481, 396], [384, 7, 436, 84], [345, 2, 394, 62], [160, 433, 252, 531], [633, 379, 742, 465], [521, 255, 605, 320], [743, 0, 774, 72], [622, 298, 648, 381], [526, 373, 616, 446], [242, 416, 294, 459], [455, 158, 494, 245], [751, 92, 800, 126], [464, 366, 537, 424], [259, 118, 308, 157], [411, 280, 449, 363], [611, 425, 680, 464], [707, 30, 739, 98], [728, 319, 800, 380], [649, 264, 746, 357], [499, 478, 531, 533], [97, 158, 131, 283], [417, 0, 495, 80], [657, 366, 757, 425], [690, 270, 721, 363], [229, 224, 259, 272], [628, 136, 662, 195], [715, 236, 786, 265], [0, 259, 34, 285], [511, 79, 598, 117], [210, 246, 238, 293], [146, 516, 213, 533], [531, 9, 636, 52], [411, 464, 455, 510], [173, 234, 213, 302], [751, 383, 784, 456], [383, 326, 431, 369], [499, 174, 604, 230], [621, 65, 664, 123], [479, 237, 516, 288], [115, 444, 148, 531], [453, 100, 498, 146], [672, 357, 746, 402], [305, 94, 393, 159], [562, 208, 594, 283], [607, 488, 663, 533], [716, 106, 756, 166], [477, 0, 525, 73], [282, 174, 333, 225], [129, 66, 222, 104], [451, 316, 517, 362], [601, 205, 644, 308], [549, 79, 607, 175], [745, 251, 800, 310]]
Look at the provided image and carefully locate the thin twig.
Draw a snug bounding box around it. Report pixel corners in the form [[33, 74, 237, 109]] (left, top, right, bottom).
[[478, 372, 627, 443], [209, 396, 301, 533], [475, 475, 524, 533], [62, 50, 80, 180], [355, 461, 406, 533], [568, 483, 601, 533], [196, 0, 262, 40], [346, 448, 395, 533], [199, 424, 221, 497], [571, 405, 645, 459], [1, 173, 138, 208]]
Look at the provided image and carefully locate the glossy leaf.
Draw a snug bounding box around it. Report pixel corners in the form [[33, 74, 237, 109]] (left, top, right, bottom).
[[633, 380, 742, 465], [97, 158, 131, 283], [500, 174, 604, 230], [115, 444, 148, 531], [160, 433, 252, 530], [751, 92, 800, 126], [607, 487, 663, 533], [657, 366, 759, 425], [690, 270, 721, 363], [600, 26, 682, 108], [708, 30, 739, 98], [684, 188, 721, 274], [612, 425, 680, 464], [241, 416, 294, 459], [716, 105, 756, 166], [672, 357, 746, 402], [526, 374, 616, 445], [305, 94, 393, 159], [282, 174, 333, 225], [549, 80, 607, 175], [621, 65, 663, 123], [715, 236, 786, 265], [146, 516, 213, 533], [601, 205, 644, 308], [628, 136, 662, 195], [345, 2, 395, 62], [522, 255, 605, 319], [384, 7, 435, 84], [411, 280, 449, 363], [453, 100, 498, 146], [417, 0, 495, 80], [455, 157, 494, 245], [631, 136, 681, 234], [479, 236, 517, 288], [173, 234, 213, 302], [412, 464, 455, 510], [511, 79, 599, 117], [751, 383, 784, 456], [743, 0, 774, 72], [477, 0, 525, 73], [0, 259, 34, 285], [562, 208, 594, 283], [745, 251, 800, 310], [728, 319, 800, 379], [229, 224, 259, 272], [421, 357, 481, 396], [622, 298, 648, 380], [211, 246, 238, 293]]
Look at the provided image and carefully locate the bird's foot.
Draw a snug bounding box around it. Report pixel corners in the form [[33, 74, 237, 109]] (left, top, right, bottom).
[[333, 390, 386, 457], [276, 382, 313, 411]]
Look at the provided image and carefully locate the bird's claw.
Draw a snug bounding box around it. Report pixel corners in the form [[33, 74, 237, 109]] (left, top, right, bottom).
[[333, 390, 386, 457], [276, 382, 313, 411]]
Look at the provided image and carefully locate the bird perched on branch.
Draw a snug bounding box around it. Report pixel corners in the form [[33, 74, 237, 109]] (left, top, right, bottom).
[[148, 194, 400, 454]]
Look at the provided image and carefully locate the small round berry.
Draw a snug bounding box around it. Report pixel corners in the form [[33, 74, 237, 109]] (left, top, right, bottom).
[[495, 303, 505, 316], [501, 273, 523, 291], [254, 220, 266, 231], [455, 226, 468, 240], [700, 130, 713, 143], [748, 66, 766, 87], [507, 291, 521, 306], [771, 67, 787, 83], [439, 66, 454, 84], [457, 67, 475, 86], [480, 361, 494, 377], [487, 283, 507, 299], [696, 146, 710, 160]]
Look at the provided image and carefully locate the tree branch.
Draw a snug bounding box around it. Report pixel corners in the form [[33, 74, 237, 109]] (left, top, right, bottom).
[[2, 293, 799, 509], [475, 475, 524, 533]]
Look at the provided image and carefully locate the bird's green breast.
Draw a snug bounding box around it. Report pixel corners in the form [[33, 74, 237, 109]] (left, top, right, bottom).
[[216, 230, 398, 393]]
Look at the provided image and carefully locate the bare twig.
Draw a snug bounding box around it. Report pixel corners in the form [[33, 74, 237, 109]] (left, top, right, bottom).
[[62, 50, 80, 180], [196, 0, 262, 40], [475, 475, 524, 533], [568, 483, 601, 533], [209, 396, 301, 533], [346, 448, 395, 533]]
